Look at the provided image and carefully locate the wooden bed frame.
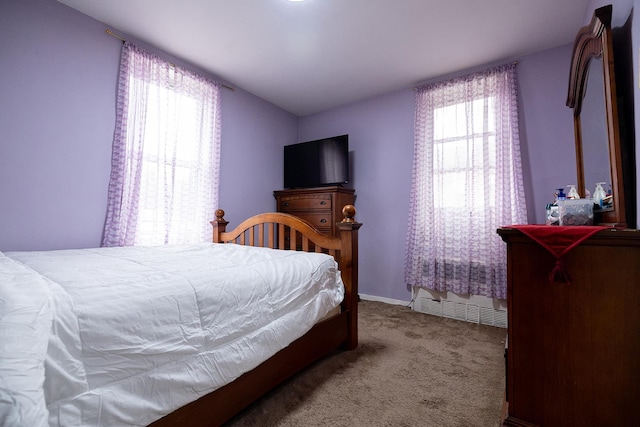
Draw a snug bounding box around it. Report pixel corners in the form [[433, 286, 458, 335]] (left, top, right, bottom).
[[149, 205, 361, 427]]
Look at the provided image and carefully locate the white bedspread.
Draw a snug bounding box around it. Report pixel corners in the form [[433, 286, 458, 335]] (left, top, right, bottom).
[[0, 243, 344, 427]]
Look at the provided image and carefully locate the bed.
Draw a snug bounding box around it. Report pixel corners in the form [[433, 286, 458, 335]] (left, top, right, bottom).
[[0, 205, 361, 427]]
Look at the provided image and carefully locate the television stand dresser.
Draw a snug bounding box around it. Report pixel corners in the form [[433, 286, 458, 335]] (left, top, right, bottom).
[[497, 227, 640, 426], [274, 186, 355, 237]]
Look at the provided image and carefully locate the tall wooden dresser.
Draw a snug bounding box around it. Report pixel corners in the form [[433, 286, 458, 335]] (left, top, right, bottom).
[[274, 186, 355, 237], [497, 227, 640, 426]]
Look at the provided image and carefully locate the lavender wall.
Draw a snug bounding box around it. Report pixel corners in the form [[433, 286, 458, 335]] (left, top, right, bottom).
[[299, 90, 415, 302], [0, 0, 118, 251], [300, 47, 576, 302], [219, 88, 298, 221], [517, 44, 576, 221], [298, 0, 639, 303], [0, 0, 296, 251], [2, 0, 636, 303], [634, 5, 640, 229]]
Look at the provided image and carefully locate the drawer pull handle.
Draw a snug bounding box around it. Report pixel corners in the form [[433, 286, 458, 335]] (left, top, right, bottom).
[[320, 201, 327, 205], [284, 202, 289, 207], [320, 219, 327, 223]]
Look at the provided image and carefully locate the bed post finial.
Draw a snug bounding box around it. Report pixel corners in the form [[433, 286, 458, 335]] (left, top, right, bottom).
[[341, 204, 357, 223], [211, 209, 229, 243], [336, 204, 362, 350]]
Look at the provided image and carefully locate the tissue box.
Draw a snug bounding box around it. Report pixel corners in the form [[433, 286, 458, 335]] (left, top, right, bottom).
[[557, 198, 594, 226]]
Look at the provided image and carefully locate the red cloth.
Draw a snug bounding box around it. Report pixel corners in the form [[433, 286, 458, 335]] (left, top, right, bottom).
[[505, 225, 607, 283]]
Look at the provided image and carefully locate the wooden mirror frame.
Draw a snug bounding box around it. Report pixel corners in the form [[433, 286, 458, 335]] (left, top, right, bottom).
[[566, 4, 626, 227]]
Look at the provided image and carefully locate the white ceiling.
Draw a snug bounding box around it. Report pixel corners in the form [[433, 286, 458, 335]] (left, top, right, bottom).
[[58, 0, 589, 116]]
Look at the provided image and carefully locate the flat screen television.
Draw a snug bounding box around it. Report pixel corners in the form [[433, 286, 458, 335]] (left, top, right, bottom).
[[283, 135, 349, 189]]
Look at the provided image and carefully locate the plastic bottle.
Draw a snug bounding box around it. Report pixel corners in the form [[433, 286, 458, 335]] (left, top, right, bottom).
[[566, 185, 580, 199], [593, 182, 607, 207]]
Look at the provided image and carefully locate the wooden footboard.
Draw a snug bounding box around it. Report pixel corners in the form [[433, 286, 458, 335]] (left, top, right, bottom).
[[149, 205, 361, 427]]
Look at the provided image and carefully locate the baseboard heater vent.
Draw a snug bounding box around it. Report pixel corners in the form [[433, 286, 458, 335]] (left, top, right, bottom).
[[417, 297, 507, 328]]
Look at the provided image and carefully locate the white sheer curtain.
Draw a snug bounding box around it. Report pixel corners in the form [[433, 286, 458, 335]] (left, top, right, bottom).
[[102, 42, 222, 247], [405, 63, 527, 299]]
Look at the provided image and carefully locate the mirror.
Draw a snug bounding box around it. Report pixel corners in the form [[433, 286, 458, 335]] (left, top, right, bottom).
[[580, 58, 611, 201], [566, 4, 627, 227]]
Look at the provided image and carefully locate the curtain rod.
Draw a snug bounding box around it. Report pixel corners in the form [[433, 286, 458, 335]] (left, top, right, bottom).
[[106, 29, 235, 91], [412, 61, 519, 91]]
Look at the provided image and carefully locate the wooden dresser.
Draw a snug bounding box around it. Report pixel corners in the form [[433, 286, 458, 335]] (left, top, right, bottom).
[[274, 186, 355, 237], [497, 228, 640, 426]]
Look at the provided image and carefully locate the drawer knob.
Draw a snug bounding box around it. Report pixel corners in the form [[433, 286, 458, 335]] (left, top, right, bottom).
[[284, 202, 289, 207], [320, 218, 327, 223], [320, 201, 327, 205]]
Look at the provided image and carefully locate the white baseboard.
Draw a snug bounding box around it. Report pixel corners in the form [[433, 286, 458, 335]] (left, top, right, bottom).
[[359, 293, 411, 307]]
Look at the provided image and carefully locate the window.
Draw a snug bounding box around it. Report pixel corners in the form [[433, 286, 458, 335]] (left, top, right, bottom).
[[434, 97, 496, 208], [103, 43, 222, 247], [405, 64, 527, 299]]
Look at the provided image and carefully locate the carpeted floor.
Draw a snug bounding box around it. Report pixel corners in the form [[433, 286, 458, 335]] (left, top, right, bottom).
[[226, 300, 507, 427]]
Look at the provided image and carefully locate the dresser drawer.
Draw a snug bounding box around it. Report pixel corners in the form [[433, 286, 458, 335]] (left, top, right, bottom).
[[274, 186, 355, 238], [297, 212, 333, 230], [278, 195, 332, 211]]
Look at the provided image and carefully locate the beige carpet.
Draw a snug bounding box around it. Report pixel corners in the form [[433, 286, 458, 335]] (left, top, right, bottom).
[[227, 300, 507, 427]]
